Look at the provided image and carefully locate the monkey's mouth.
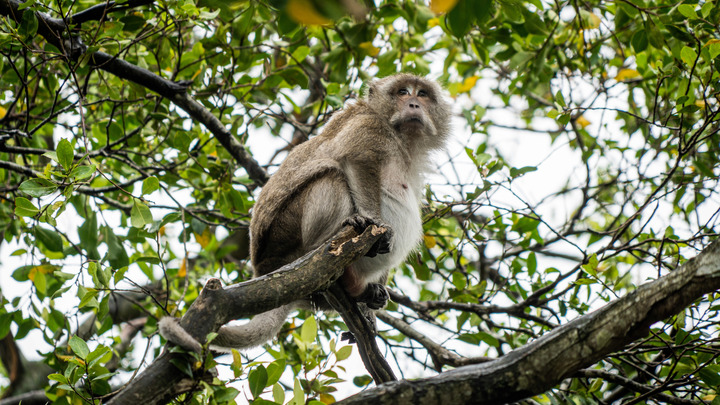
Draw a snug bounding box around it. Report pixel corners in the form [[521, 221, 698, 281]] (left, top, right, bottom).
[[403, 117, 424, 125]]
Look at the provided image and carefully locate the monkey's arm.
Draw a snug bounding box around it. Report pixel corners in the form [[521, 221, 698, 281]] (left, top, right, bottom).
[[334, 119, 395, 256]]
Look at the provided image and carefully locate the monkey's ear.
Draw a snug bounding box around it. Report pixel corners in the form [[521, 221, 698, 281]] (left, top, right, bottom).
[[367, 82, 375, 97], [366, 79, 380, 99]]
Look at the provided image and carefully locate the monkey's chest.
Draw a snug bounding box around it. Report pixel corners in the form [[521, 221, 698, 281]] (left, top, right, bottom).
[[379, 180, 423, 265]]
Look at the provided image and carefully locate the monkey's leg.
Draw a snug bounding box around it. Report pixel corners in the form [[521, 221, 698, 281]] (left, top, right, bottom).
[[341, 264, 389, 309], [342, 215, 393, 257]]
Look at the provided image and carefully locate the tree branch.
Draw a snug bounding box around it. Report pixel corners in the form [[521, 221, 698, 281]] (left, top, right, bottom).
[[337, 240, 720, 405], [107, 225, 386, 405], [323, 284, 396, 384]]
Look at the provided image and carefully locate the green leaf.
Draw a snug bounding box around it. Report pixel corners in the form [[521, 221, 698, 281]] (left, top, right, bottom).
[[527, 252, 537, 275], [707, 41, 720, 60], [698, 365, 720, 386], [248, 365, 268, 398], [48, 373, 69, 385], [272, 383, 285, 405], [130, 199, 153, 228], [102, 226, 129, 269], [78, 213, 100, 260], [509, 166, 537, 178], [300, 315, 317, 343], [15, 197, 39, 217], [582, 253, 599, 276], [681, 46, 697, 65], [141, 176, 160, 195], [32, 270, 46, 294], [335, 345, 353, 361], [266, 359, 285, 386], [69, 335, 90, 359], [352, 375, 373, 387], [701, 1, 713, 18], [291, 45, 310, 62], [78, 287, 98, 308], [447, 0, 473, 37], [57, 138, 74, 171], [451, 271, 467, 290], [231, 349, 243, 378], [678, 4, 698, 19], [0, 313, 12, 339], [292, 378, 304, 405], [213, 387, 239, 402], [631, 30, 648, 53], [478, 332, 499, 347], [35, 227, 63, 252], [70, 165, 96, 181], [18, 10, 38, 37], [19, 178, 58, 198]]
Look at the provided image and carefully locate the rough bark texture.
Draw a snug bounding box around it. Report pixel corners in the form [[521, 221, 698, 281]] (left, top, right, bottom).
[[336, 240, 720, 405]]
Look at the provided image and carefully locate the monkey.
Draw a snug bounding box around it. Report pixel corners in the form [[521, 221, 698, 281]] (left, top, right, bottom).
[[159, 73, 452, 352]]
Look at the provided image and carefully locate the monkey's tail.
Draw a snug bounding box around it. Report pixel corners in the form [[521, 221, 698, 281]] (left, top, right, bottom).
[[210, 303, 297, 352]]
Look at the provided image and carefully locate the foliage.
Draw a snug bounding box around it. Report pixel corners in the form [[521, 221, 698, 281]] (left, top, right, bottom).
[[0, 0, 719, 403]]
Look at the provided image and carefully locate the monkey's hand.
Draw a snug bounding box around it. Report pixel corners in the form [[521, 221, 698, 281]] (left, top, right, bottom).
[[356, 283, 389, 310], [342, 215, 393, 257]]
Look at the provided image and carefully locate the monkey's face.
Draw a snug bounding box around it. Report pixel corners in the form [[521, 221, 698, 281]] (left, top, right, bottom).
[[366, 74, 451, 148], [389, 85, 436, 136]]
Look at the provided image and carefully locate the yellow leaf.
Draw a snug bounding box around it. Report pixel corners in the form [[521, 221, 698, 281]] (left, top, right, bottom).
[[359, 41, 380, 57], [194, 227, 212, 248], [28, 264, 54, 281], [286, 0, 331, 25], [703, 395, 716, 401], [319, 393, 336, 404], [0, 106, 6, 119], [576, 115, 591, 128], [587, 12, 601, 29], [57, 353, 85, 365], [695, 100, 706, 108], [158, 225, 166, 236], [428, 17, 441, 27], [458, 76, 479, 93], [423, 234, 437, 248], [614, 68, 641, 82], [178, 257, 187, 278], [430, 0, 460, 14]]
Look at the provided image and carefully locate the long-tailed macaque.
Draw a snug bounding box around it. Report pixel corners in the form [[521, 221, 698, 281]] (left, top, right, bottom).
[[160, 73, 451, 351]]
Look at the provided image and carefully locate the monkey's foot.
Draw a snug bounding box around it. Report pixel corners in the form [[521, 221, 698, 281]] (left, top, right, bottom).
[[342, 215, 393, 257], [357, 283, 389, 310]]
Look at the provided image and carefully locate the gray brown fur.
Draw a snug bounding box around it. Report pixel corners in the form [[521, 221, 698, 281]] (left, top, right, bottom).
[[251, 74, 451, 285]]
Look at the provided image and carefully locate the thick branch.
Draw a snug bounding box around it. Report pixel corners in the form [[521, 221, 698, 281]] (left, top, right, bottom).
[[323, 284, 396, 384], [107, 225, 385, 405], [337, 240, 720, 405]]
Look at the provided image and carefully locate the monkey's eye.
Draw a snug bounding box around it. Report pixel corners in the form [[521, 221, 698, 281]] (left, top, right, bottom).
[[418, 90, 428, 97], [398, 88, 410, 96]]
